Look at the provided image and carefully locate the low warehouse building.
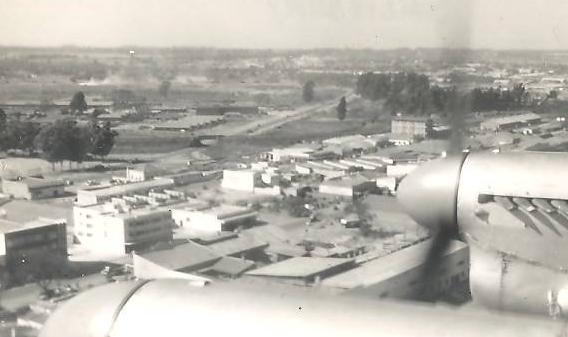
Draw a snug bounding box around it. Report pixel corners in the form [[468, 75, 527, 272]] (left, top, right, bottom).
[[171, 204, 258, 234], [125, 165, 169, 182], [318, 175, 376, 199], [321, 240, 469, 300], [480, 112, 541, 131], [1, 177, 65, 200], [245, 257, 356, 286]]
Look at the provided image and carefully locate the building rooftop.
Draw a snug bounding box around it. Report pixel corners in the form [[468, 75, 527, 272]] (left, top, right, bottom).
[[321, 239, 467, 289], [0, 200, 72, 224], [138, 241, 221, 271], [392, 116, 429, 122], [0, 217, 64, 234], [5, 177, 65, 189], [206, 205, 256, 220], [78, 178, 175, 198], [320, 175, 371, 188], [205, 256, 255, 276], [127, 164, 169, 176], [245, 257, 354, 279], [78, 201, 171, 219], [203, 235, 268, 256], [323, 134, 367, 145], [481, 112, 541, 126]]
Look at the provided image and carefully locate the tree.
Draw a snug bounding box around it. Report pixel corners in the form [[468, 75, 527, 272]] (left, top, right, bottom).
[[35, 119, 91, 169], [0, 108, 6, 132], [159, 80, 172, 98], [70, 91, 88, 114], [302, 80, 316, 103], [337, 96, 347, 120], [89, 121, 118, 159], [284, 196, 311, 217], [1, 121, 40, 154]]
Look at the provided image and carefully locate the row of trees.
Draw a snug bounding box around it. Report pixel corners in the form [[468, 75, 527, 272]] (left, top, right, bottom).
[[356, 72, 532, 115], [0, 109, 118, 168]]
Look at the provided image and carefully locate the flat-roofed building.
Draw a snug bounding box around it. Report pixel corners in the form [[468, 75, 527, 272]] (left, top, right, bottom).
[[0, 217, 67, 283], [221, 170, 261, 193], [388, 134, 415, 146], [76, 178, 175, 206], [195, 104, 258, 115], [73, 200, 174, 256], [202, 234, 268, 259], [263, 144, 337, 163], [480, 112, 541, 131], [391, 116, 432, 138], [171, 204, 258, 234], [1, 177, 65, 200], [134, 241, 221, 277], [321, 240, 468, 299], [376, 176, 398, 194], [132, 239, 258, 281], [318, 175, 376, 199], [125, 165, 169, 182], [245, 257, 355, 286]]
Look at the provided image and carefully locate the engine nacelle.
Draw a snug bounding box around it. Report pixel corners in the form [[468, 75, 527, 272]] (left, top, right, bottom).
[[398, 151, 568, 317]]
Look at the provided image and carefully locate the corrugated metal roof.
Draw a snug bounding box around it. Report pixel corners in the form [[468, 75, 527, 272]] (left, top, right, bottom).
[[139, 241, 221, 271], [321, 239, 467, 289], [245, 257, 354, 278], [204, 235, 268, 256]]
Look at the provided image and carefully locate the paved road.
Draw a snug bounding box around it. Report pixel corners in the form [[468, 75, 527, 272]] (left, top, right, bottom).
[[248, 92, 355, 136]]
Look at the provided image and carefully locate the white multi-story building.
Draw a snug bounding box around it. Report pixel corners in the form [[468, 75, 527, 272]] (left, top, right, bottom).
[[171, 204, 258, 234], [221, 170, 261, 192], [73, 199, 174, 256], [76, 178, 175, 206]]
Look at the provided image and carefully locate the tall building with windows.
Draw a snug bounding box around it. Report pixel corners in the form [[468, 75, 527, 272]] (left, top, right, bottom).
[[73, 199, 174, 256], [0, 217, 67, 283], [391, 116, 432, 138]]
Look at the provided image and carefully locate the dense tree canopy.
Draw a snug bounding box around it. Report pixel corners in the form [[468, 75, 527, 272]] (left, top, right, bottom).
[[89, 121, 118, 159], [356, 72, 532, 116], [34, 119, 118, 167], [70, 91, 88, 114], [0, 120, 40, 153]]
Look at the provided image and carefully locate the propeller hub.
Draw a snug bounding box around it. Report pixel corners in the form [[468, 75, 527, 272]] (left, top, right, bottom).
[[397, 154, 467, 233]]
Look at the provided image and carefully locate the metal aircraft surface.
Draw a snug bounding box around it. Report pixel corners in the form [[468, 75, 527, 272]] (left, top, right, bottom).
[[398, 150, 568, 318]]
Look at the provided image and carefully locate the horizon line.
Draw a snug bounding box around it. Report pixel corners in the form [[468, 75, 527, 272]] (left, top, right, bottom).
[[1, 44, 568, 53]]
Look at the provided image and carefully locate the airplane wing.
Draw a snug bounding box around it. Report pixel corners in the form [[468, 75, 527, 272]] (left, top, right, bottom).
[[40, 279, 567, 337]]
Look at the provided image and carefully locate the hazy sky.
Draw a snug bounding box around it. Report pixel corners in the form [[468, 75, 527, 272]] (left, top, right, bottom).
[[1, 0, 567, 49]]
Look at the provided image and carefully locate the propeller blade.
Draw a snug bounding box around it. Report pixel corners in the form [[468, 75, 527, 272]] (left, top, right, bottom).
[[420, 225, 457, 300]]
